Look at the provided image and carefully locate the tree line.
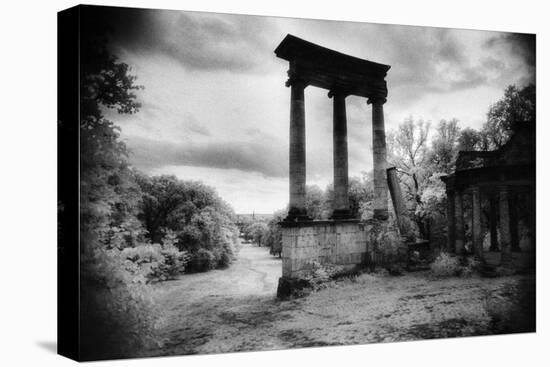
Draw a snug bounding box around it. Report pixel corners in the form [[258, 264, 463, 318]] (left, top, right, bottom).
[[76, 36, 240, 359]]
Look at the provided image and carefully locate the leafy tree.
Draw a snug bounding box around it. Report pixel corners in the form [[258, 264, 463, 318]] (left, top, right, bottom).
[[387, 117, 458, 239], [429, 119, 461, 173], [458, 127, 483, 151], [387, 116, 431, 210], [79, 27, 145, 255], [136, 174, 239, 271], [305, 185, 326, 219], [77, 32, 159, 358], [480, 84, 535, 150], [246, 222, 269, 246], [349, 174, 374, 219], [264, 210, 287, 257]]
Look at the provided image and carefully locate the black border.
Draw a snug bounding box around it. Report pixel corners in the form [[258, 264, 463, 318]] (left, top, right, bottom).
[[57, 5, 80, 361]]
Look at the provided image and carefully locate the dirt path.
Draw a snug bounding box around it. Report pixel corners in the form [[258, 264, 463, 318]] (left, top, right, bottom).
[[146, 243, 534, 357]]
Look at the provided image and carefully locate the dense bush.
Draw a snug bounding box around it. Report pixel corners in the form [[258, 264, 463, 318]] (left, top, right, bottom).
[[122, 243, 190, 282], [80, 247, 166, 360], [304, 261, 339, 290], [245, 222, 269, 246], [263, 210, 286, 257], [75, 29, 162, 359], [430, 252, 461, 277], [189, 248, 217, 272], [136, 175, 240, 272]]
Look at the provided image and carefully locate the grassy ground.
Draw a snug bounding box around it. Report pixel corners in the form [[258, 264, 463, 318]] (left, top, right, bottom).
[[145, 243, 535, 357]]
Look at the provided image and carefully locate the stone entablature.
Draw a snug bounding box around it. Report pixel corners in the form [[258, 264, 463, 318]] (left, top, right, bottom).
[[274, 34, 389, 99]]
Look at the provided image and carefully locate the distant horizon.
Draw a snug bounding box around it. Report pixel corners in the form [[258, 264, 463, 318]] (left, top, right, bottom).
[[235, 213, 275, 217]]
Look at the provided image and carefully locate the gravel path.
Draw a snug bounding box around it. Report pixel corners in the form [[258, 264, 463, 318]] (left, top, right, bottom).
[[145, 243, 535, 357]]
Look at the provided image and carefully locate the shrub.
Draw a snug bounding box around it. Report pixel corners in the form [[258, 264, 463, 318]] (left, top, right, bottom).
[[121, 243, 189, 282], [430, 252, 481, 278], [304, 261, 339, 290], [215, 240, 235, 268], [80, 248, 166, 360], [430, 252, 461, 277], [136, 175, 240, 271], [460, 256, 481, 277], [264, 209, 286, 257], [189, 248, 216, 272]]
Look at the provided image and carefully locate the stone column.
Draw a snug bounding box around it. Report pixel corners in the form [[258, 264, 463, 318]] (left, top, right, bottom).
[[528, 186, 536, 251], [489, 194, 499, 251], [331, 92, 351, 219], [455, 191, 465, 253], [472, 187, 483, 260], [446, 190, 456, 253], [287, 80, 308, 220], [369, 97, 389, 220], [499, 186, 512, 265], [509, 192, 520, 252]]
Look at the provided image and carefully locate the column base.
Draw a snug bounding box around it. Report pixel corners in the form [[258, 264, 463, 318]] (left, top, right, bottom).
[[455, 239, 465, 254], [284, 207, 311, 222], [373, 209, 389, 220], [330, 209, 353, 220]]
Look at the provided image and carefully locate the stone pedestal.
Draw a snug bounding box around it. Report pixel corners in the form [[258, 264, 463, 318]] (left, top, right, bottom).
[[280, 219, 404, 280]]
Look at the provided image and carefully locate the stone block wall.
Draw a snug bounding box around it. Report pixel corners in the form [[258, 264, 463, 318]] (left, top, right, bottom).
[[281, 219, 406, 279]]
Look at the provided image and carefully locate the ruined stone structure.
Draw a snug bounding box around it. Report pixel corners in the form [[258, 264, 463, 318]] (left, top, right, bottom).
[[274, 35, 404, 290], [441, 123, 535, 268]]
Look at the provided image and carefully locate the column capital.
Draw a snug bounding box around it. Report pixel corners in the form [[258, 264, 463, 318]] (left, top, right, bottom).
[[328, 89, 350, 99], [367, 95, 387, 105], [285, 77, 307, 88], [285, 70, 308, 88], [497, 184, 510, 194]]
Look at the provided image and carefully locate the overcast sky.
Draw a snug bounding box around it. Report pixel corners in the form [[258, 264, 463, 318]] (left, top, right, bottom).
[[98, 6, 535, 214]]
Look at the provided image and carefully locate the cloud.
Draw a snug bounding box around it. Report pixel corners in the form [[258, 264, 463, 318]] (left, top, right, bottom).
[[150, 165, 288, 213], [486, 33, 535, 67], [125, 135, 288, 177], [485, 33, 535, 85], [82, 5, 277, 74], [383, 27, 488, 96]]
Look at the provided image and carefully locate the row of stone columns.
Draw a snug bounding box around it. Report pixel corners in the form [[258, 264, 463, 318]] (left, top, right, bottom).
[[447, 185, 532, 263], [286, 80, 388, 221]]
